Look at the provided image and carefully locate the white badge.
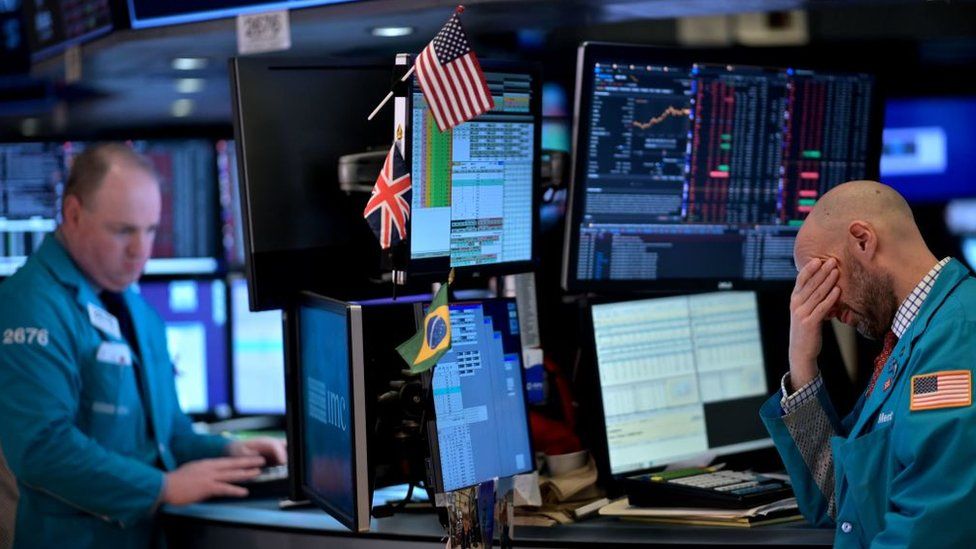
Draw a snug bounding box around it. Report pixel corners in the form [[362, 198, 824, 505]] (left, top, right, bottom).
[[88, 303, 121, 340], [96, 341, 132, 366]]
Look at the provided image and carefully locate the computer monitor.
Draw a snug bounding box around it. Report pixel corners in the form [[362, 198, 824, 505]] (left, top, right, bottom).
[[230, 57, 396, 311], [881, 95, 976, 203], [296, 293, 370, 532], [0, 142, 63, 276], [216, 139, 246, 268], [562, 42, 883, 292], [408, 62, 540, 277], [229, 276, 285, 415], [426, 298, 534, 493], [590, 291, 772, 475], [137, 278, 230, 416]]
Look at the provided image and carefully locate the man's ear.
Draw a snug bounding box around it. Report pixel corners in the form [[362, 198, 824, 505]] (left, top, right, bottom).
[[847, 220, 877, 259], [62, 195, 82, 229]]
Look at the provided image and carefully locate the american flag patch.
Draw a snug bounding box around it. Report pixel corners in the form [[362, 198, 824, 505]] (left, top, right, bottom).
[[910, 370, 972, 411]]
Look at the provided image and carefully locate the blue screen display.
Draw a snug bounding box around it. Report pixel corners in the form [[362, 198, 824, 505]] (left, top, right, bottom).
[[137, 279, 228, 415], [301, 304, 355, 522], [230, 278, 284, 415], [432, 300, 532, 492], [881, 96, 976, 203]]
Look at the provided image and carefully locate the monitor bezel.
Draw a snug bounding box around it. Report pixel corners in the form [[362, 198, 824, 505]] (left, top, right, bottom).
[[584, 289, 777, 480], [295, 291, 370, 532], [404, 59, 543, 281], [423, 297, 536, 494], [561, 41, 886, 295]]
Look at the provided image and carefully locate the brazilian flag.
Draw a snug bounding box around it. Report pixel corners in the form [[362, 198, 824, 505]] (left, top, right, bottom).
[[396, 279, 451, 374]]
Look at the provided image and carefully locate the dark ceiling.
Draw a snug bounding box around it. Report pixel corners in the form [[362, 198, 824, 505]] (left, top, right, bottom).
[[1, 0, 975, 139]]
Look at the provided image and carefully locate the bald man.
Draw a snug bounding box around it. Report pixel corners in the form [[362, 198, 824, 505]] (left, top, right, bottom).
[[760, 180, 976, 547], [0, 144, 285, 548]]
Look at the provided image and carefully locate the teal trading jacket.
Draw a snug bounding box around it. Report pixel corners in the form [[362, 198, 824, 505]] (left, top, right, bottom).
[[0, 236, 229, 548], [761, 259, 976, 548]]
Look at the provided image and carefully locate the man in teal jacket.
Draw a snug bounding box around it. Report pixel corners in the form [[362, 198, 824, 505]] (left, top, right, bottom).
[[0, 144, 286, 548], [760, 180, 976, 547]]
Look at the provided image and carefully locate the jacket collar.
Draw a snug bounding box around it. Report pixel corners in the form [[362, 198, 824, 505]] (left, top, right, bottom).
[[849, 258, 972, 437]]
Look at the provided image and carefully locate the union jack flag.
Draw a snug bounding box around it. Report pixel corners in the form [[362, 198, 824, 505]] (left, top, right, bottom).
[[414, 6, 494, 132], [364, 144, 411, 249]]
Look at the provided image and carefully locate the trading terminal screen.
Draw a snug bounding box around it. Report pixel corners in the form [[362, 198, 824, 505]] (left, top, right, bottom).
[[591, 291, 771, 475], [0, 140, 221, 277], [230, 277, 285, 415], [430, 299, 533, 492], [410, 70, 535, 270], [138, 278, 229, 415], [565, 46, 878, 289]]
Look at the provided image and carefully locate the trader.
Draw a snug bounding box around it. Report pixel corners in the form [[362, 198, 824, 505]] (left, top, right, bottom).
[[760, 180, 976, 547], [0, 143, 286, 548]]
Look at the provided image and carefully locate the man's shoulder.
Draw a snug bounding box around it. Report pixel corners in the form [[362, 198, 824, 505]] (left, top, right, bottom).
[[0, 260, 75, 323]]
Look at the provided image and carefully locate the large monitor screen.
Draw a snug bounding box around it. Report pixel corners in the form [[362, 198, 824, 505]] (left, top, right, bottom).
[[409, 64, 540, 276], [137, 278, 230, 415], [230, 277, 284, 415], [126, 0, 353, 29], [563, 43, 882, 292], [0, 142, 63, 276], [591, 291, 771, 475], [881, 96, 976, 203], [428, 298, 533, 493], [24, 0, 114, 60], [298, 295, 369, 532], [230, 58, 395, 311]]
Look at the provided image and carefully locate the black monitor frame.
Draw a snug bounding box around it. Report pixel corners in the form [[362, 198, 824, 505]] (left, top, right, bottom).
[[290, 292, 370, 532], [404, 60, 543, 282], [562, 41, 886, 295], [580, 289, 780, 489]]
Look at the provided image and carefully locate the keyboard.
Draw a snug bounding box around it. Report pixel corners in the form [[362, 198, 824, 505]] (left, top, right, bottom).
[[622, 468, 793, 509], [234, 464, 290, 499]]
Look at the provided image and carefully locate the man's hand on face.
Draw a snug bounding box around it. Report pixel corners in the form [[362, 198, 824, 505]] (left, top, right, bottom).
[[161, 456, 266, 505], [788, 257, 841, 390]]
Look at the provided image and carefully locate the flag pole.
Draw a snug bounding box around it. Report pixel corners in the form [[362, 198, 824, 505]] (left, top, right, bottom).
[[367, 66, 416, 121]]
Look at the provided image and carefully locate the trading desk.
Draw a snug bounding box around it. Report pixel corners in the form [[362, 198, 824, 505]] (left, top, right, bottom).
[[162, 496, 834, 548]]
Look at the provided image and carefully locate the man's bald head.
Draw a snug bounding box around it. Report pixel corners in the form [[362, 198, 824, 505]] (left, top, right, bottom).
[[802, 180, 918, 240]]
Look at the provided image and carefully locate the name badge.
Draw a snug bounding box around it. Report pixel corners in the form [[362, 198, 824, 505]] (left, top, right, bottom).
[[88, 303, 121, 340], [96, 342, 132, 366], [877, 410, 893, 425]]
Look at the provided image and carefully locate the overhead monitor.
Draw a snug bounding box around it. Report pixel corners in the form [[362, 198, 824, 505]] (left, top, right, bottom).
[[230, 57, 395, 311], [0, 142, 63, 276], [137, 278, 230, 416], [563, 42, 883, 292], [408, 62, 540, 277], [296, 293, 369, 532], [229, 276, 285, 415], [426, 298, 534, 493], [590, 291, 772, 475], [881, 95, 976, 203], [23, 0, 114, 60], [125, 0, 354, 29]]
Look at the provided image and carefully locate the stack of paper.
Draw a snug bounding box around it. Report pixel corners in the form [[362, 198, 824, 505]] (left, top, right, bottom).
[[598, 497, 803, 528]]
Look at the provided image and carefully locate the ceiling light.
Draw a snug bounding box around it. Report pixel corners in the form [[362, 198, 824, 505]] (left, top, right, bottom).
[[171, 99, 194, 118], [371, 26, 414, 38], [175, 78, 205, 93], [172, 57, 208, 71]]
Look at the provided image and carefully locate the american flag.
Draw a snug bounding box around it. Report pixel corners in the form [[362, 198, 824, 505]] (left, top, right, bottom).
[[910, 370, 972, 411], [364, 144, 411, 249], [414, 7, 494, 132]]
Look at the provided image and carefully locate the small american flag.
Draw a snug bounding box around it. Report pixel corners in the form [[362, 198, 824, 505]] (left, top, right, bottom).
[[414, 6, 494, 132], [364, 143, 411, 249], [910, 370, 972, 411]]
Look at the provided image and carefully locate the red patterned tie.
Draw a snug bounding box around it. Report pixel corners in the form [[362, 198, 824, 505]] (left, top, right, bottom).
[[865, 330, 898, 397]]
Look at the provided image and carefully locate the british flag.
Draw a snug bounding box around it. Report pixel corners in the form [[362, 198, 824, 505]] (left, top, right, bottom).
[[414, 6, 494, 132], [363, 144, 411, 249]]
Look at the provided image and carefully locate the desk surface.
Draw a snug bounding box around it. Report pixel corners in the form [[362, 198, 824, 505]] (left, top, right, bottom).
[[162, 491, 835, 547]]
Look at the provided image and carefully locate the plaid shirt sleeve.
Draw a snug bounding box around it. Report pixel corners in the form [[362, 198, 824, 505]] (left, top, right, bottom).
[[780, 371, 824, 414]]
